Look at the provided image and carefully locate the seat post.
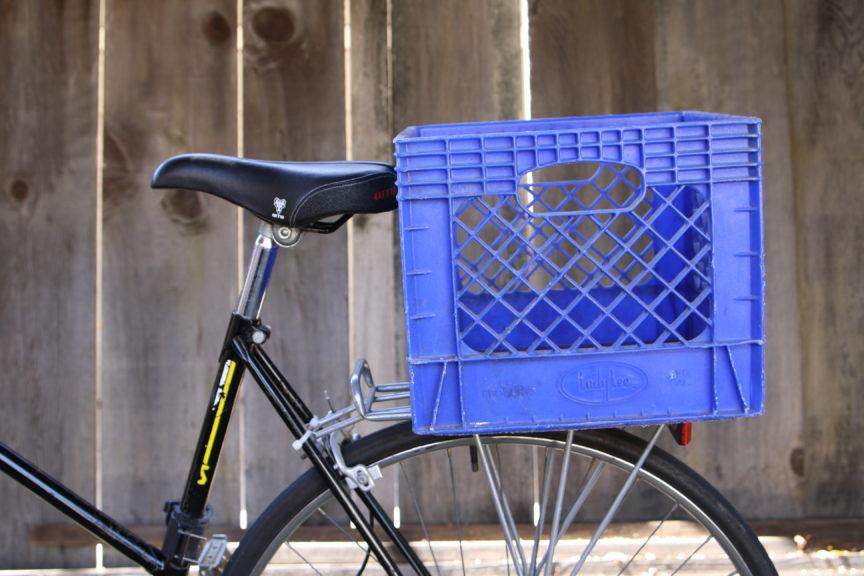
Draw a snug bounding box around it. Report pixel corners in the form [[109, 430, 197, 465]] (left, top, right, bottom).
[[236, 223, 280, 320]]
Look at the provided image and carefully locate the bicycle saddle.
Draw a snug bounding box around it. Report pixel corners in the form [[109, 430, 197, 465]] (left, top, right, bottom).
[[151, 153, 398, 230]]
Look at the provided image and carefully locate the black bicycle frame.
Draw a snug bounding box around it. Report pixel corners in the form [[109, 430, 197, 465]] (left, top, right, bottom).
[[0, 443, 166, 573], [0, 226, 423, 576]]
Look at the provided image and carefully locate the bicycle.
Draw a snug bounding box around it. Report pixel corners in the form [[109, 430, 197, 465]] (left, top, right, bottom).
[[0, 148, 777, 575]]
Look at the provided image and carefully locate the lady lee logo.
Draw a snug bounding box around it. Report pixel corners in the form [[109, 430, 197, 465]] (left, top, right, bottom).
[[558, 362, 648, 405]]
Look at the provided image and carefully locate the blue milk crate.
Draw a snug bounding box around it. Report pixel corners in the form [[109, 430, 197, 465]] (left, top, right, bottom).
[[394, 111, 765, 435]]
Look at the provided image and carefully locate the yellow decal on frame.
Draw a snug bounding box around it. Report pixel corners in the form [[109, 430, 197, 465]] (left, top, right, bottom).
[[197, 359, 236, 486]]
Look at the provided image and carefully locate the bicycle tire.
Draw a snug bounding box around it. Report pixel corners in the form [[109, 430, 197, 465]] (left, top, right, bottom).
[[225, 422, 776, 575]]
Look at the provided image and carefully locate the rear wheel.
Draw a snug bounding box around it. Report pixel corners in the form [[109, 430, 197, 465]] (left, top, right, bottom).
[[226, 423, 776, 575]]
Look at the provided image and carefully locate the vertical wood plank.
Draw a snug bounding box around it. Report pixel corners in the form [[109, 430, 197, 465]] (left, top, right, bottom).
[[347, 0, 401, 516], [529, 0, 661, 521], [101, 0, 240, 561], [392, 0, 524, 524], [349, 0, 399, 384], [0, 0, 98, 568], [653, 0, 804, 518], [393, 0, 523, 127], [529, 0, 658, 117], [242, 0, 349, 519], [530, 0, 806, 518], [785, 0, 864, 516]]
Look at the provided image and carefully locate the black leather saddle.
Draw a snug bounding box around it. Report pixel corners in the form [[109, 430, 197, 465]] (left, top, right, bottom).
[[151, 154, 398, 231]]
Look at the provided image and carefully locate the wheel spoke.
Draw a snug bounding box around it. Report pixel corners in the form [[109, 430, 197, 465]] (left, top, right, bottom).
[[474, 436, 527, 576], [316, 508, 367, 553], [446, 448, 467, 576], [236, 428, 766, 576], [544, 430, 574, 576], [399, 461, 442, 576], [536, 458, 605, 574], [493, 444, 529, 572], [283, 542, 324, 576], [529, 448, 554, 574], [615, 502, 679, 576], [670, 534, 714, 575], [569, 426, 665, 575]]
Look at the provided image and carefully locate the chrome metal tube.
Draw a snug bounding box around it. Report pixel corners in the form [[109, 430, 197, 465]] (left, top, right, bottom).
[[236, 224, 279, 319]]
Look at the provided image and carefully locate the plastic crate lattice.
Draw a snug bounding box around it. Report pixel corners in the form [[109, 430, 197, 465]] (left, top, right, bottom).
[[395, 112, 764, 435]]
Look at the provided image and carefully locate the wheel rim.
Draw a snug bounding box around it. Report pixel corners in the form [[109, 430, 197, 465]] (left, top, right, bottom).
[[246, 434, 756, 576]]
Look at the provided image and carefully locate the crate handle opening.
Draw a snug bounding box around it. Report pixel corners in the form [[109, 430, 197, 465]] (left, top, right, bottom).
[[517, 160, 647, 217]]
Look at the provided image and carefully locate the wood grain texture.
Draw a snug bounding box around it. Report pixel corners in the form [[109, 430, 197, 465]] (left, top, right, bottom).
[[529, 0, 663, 521], [241, 0, 349, 519], [0, 0, 98, 568], [347, 0, 403, 514], [530, 0, 806, 518], [529, 0, 658, 116], [391, 0, 524, 524], [652, 0, 804, 518], [785, 0, 864, 516], [101, 1, 240, 564], [393, 0, 523, 127], [349, 0, 399, 384]]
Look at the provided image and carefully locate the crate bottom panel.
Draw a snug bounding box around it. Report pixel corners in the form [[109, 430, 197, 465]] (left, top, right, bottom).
[[409, 343, 763, 435]]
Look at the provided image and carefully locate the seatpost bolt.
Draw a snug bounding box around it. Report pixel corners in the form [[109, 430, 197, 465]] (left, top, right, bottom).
[[251, 329, 267, 345], [274, 226, 301, 247]]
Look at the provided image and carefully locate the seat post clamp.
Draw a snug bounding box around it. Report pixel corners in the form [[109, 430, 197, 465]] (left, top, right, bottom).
[[273, 226, 302, 247]]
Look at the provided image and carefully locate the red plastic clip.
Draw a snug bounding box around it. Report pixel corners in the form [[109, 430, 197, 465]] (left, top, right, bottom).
[[669, 422, 692, 446]]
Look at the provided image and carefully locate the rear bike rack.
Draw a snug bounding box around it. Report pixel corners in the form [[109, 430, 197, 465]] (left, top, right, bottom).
[[293, 359, 410, 443], [290, 359, 410, 490]]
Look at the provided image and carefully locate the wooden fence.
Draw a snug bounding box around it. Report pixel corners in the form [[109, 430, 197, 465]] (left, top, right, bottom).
[[1, 0, 862, 569]]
